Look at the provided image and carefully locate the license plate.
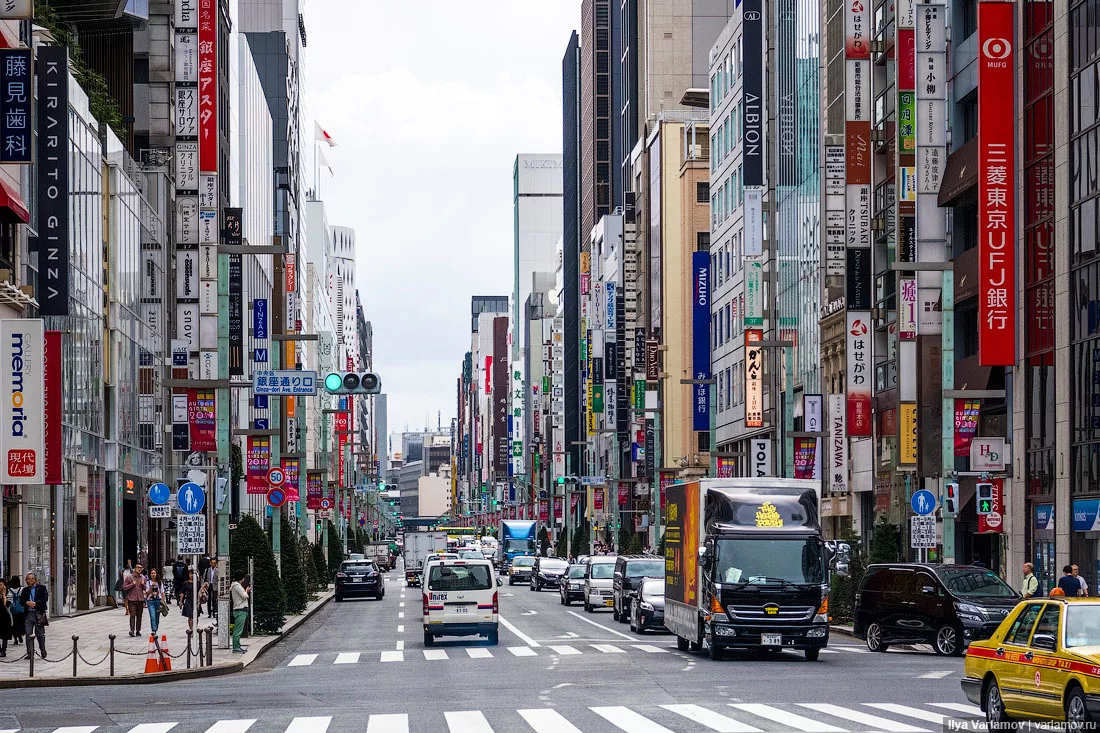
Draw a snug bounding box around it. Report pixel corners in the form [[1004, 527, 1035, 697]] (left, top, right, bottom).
[[761, 633, 782, 646], [352, 578, 362, 583], [604, 600, 614, 607], [454, 606, 470, 614]]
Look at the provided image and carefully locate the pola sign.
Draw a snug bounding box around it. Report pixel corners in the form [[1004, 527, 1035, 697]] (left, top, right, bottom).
[[1, 319, 44, 483]]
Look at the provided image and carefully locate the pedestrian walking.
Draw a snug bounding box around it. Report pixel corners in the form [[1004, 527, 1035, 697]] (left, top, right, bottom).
[[145, 568, 166, 635], [19, 572, 47, 659], [1059, 565, 1082, 596], [1022, 562, 1039, 599], [230, 571, 249, 654], [0, 579, 12, 658], [1073, 564, 1090, 596], [121, 560, 133, 615], [173, 556, 186, 604], [204, 558, 219, 619], [123, 563, 147, 636], [7, 576, 23, 645], [180, 568, 197, 633]]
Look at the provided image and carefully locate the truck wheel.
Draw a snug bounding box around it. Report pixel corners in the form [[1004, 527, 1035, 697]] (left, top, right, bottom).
[[709, 640, 723, 660], [676, 635, 689, 651], [805, 648, 820, 661], [423, 632, 433, 647]]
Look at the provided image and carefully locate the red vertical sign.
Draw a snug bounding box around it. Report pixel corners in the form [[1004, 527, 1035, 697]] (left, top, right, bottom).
[[43, 331, 62, 484], [335, 411, 349, 488], [198, 0, 218, 172], [538, 500, 549, 522], [188, 390, 217, 451], [592, 488, 604, 512], [978, 478, 1005, 534], [977, 2, 1016, 366]]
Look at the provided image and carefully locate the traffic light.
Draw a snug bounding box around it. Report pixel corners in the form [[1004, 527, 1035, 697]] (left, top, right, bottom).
[[323, 371, 382, 394], [943, 482, 959, 516], [976, 483, 994, 515]]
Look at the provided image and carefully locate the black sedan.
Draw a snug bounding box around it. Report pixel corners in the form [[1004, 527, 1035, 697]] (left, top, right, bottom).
[[530, 557, 569, 591], [559, 563, 586, 606], [335, 561, 385, 601], [629, 578, 666, 633]]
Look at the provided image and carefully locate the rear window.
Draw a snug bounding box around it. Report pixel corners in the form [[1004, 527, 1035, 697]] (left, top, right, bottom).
[[342, 563, 375, 573], [427, 564, 493, 591], [590, 563, 614, 579], [512, 557, 535, 567], [626, 559, 665, 578]]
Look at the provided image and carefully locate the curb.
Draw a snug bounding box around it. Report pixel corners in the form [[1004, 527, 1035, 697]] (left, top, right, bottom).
[[0, 589, 334, 688]]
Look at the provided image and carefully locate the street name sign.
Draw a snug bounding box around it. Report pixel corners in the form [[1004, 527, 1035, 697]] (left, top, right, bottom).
[[252, 370, 318, 396]]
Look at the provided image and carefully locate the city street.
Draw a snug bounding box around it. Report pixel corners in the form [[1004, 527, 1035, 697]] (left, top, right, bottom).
[[0, 569, 980, 733]]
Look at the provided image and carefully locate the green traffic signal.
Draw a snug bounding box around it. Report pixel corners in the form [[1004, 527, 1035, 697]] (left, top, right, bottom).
[[324, 373, 343, 392], [556, 476, 565, 485]]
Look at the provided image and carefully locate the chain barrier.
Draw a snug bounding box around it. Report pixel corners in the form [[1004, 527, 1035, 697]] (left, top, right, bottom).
[[76, 648, 112, 666]]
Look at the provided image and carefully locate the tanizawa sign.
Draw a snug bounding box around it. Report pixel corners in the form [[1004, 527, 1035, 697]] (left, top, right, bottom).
[[0, 319, 44, 483]]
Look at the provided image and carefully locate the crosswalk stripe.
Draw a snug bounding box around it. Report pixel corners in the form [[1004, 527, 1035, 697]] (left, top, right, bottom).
[[632, 644, 668, 654], [729, 704, 847, 732], [366, 714, 408, 733], [929, 703, 982, 716], [661, 704, 762, 732], [917, 670, 953, 679], [830, 646, 870, 654], [126, 725, 178, 733], [863, 704, 950, 724], [284, 717, 332, 733], [797, 704, 929, 732], [549, 645, 582, 655], [380, 650, 404, 662], [424, 649, 449, 660], [444, 710, 493, 733], [287, 654, 316, 667], [203, 722, 255, 733], [591, 706, 676, 733], [508, 646, 537, 657], [53, 728, 98, 733], [466, 648, 493, 658], [590, 644, 626, 654], [396, 641, 404, 651], [517, 708, 585, 733], [334, 652, 360, 664]]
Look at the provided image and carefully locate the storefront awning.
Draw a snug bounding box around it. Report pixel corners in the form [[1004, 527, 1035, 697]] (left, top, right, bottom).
[[938, 137, 979, 207], [0, 177, 29, 224]]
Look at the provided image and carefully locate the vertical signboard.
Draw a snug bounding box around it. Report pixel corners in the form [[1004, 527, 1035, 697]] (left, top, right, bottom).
[[899, 402, 918, 465], [977, 1, 1016, 366], [899, 277, 917, 339], [493, 317, 508, 480], [750, 439, 773, 477], [692, 251, 711, 431], [187, 389, 216, 451], [246, 436, 270, 494], [742, 0, 764, 186], [955, 399, 982, 456], [197, 0, 218, 172], [334, 410, 348, 488], [0, 49, 32, 163], [916, 4, 947, 334], [845, 0, 872, 283], [743, 188, 763, 257], [306, 470, 323, 509], [828, 394, 848, 492], [37, 46, 69, 316], [43, 330, 63, 484], [745, 262, 764, 326], [745, 329, 764, 427], [977, 478, 1005, 534], [0, 319, 43, 483], [824, 146, 846, 276], [846, 312, 872, 436]]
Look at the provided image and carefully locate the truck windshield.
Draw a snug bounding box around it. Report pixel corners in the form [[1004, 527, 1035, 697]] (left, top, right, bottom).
[[504, 539, 537, 554], [715, 538, 826, 585]]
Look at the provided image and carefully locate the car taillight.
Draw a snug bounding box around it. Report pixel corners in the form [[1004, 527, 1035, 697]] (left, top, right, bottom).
[[492, 591, 498, 614], [336, 572, 347, 579], [423, 593, 429, 616]]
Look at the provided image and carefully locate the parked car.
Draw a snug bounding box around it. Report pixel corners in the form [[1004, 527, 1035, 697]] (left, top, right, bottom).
[[530, 557, 569, 591], [422, 558, 502, 646], [335, 560, 385, 602], [560, 563, 586, 606], [629, 578, 666, 633], [583, 556, 618, 612], [612, 555, 665, 623], [854, 563, 1021, 655], [508, 555, 536, 585]]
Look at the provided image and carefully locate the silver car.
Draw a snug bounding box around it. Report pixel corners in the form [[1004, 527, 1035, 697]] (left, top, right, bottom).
[[584, 557, 617, 612]]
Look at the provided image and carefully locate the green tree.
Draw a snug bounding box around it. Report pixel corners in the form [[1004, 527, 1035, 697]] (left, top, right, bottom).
[[299, 535, 320, 595], [326, 521, 343, 579], [869, 515, 902, 564], [279, 513, 308, 614], [554, 529, 568, 558], [828, 532, 867, 622], [229, 514, 286, 633], [537, 526, 550, 556], [570, 524, 589, 558], [311, 541, 328, 587], [657, 530, 666, 555]]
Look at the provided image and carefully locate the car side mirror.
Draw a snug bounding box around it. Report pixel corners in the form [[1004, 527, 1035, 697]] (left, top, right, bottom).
[[496, 576, 503, 587], [1032, 633, 1056, 651], [698, 545, 707, 559]]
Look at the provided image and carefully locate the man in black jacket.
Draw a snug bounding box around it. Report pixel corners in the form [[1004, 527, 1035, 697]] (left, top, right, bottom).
[[19, 572, 47, 659]]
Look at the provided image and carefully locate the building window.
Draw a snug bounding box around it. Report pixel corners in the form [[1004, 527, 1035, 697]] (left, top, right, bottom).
[[959, 0, 978, 41], [697, 181, 710, 203]]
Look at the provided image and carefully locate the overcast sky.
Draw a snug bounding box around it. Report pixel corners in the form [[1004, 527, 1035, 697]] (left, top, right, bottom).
[[302, 2, 578, 456]]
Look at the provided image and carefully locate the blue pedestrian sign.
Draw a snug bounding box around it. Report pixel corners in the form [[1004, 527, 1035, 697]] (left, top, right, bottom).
[[911, 489, 937, 516], [148, 482, 170, 506], [177, 482, 205, 515]]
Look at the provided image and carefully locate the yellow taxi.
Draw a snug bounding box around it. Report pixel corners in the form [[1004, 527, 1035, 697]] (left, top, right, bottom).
[[961, 597, 1100, 729]]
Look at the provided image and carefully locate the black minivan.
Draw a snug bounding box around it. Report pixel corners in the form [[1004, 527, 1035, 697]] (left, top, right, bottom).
[[612, 555, 666, 623], [853, 563, 1021, 656]]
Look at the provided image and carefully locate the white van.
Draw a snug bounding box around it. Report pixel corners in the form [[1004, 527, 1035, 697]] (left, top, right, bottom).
[[584, 556, 618, 612], [422, 558, 502, 646]]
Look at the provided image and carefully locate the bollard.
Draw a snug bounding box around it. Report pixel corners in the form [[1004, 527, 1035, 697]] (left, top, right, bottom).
[[198, 631, 204, 666], [186, 630, 193, 669], [72, 635, 78, 677], [28, 640, 33, 677], [109, 635, 115, 677], [206, 627, 213, 666]]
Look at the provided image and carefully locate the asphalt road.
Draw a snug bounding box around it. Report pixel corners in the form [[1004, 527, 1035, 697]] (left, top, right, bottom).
[[0, 568, 978, 732]]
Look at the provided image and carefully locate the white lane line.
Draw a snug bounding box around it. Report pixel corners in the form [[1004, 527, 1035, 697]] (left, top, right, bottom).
[[798, 704, 929, 732], [203, 723, 256, 733], [284, 717, 332, 733], [126, 725, 179, 733], [508, 645, 538, 657], [929, 703, 983, 716], [396, 641, 404, 651], [661, 704, 763, 732], [399, 601, 405, 607], [380, 650, 403, 662], [566, 610, 636, 640], [729, 704, 847, 732], [466, 647, 493, 658], [917, 670, 953, 679], [632, 644, 668, 653], [398, 611, 405, 618], [590, 643, 627, 654], [287, 654, 316, 667], [591, 706, 677, 733], [424, 649, 449, 660], [334, 652, 360, 665], [548, 645, 582, 655], [52, 728, 99, 733], [443, 710, 494, 733], [366, 714, 409, 733], [864, 704, 949, 725], [518, 708, 585, 733], [397, 625, 404, 632], [498, 614, 541, 647], [830, 645, 870, 654]]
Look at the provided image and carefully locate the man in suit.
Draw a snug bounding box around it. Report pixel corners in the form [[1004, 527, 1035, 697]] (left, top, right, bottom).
[[20, 572, 47, 659]]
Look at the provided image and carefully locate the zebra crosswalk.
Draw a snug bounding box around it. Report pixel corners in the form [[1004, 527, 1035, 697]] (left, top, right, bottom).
[[285, 642, 671, 666], [0, 701, 986, 733]]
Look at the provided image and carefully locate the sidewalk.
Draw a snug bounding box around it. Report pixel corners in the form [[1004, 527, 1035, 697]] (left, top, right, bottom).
[[0, 588, 333, 687]]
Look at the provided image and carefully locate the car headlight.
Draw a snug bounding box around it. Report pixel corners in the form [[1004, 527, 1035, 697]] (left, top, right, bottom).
[[640, 601, 654, 611], [807, 626, 828, 638], [955, 602, 984, 615]]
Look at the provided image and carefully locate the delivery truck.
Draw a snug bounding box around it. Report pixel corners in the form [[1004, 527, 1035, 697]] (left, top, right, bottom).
[[402, 531, 448, 587], [498, 520, 538, 569], [663, 478, 849, 661]]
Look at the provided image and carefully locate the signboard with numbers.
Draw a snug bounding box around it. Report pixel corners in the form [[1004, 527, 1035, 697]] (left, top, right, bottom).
[[178, 514, 207, 555], [911, 515, 936, 549]]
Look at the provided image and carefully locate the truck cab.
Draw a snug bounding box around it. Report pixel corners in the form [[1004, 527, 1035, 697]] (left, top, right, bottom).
[[498, 520, 538, 569]]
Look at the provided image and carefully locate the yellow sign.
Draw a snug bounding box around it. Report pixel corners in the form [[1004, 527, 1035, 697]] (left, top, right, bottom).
[[900, 402, 918, 465], [764, 604, 779, 615], [755, 502, 784, 527], [581, 251, 591, 274]]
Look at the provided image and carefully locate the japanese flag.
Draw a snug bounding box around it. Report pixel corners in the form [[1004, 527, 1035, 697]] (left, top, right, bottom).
[[314, 122, 337, 147]]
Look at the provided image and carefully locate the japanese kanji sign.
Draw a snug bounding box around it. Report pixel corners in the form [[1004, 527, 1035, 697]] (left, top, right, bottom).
[[252, 370, 318, 396], [846, 312, 872, 436], [0, 49, 32, 163]]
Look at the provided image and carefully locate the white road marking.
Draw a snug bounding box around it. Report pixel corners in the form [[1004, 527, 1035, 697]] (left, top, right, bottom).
[[287, 654, 316, 667], [498, 614, 541, 647], [366, 714, 408, 733], [830, 645, 870, 654], [929, 703, 982, 716], [380, 650, 403, 662], [632, 644, 668, 653], [398, 611, 405, 618], [591, 706, 677, 733], [548, 645, 582, 655], [466, 647, 493, 658], [399, 601, 405, 607], [864, 704, 949, 725], [397, 625, 404, 632], [334, 652, 360, 664], [798, 704, 929, 732], [52, 729, 99, 733], [396, 641, 404, 650], [508, 645, 538, 657], [729, 704, 847, 732], [917, 670, 953, 679], [284, 717, 332, 733], [591, 643, 626, 654], [424, 649, 449, 660], [203, 723, 256, 733], [661, 704, 763, 732], [558, 632, 579, 638], [521, 610, 538, 615], [518, 708, 585, 733], [444, 710, 494, 733], [126, 725, 179, 733], [566, 610, 636, 640]]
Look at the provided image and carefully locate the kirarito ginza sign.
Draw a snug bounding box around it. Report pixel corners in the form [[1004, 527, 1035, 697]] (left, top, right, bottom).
[[1, 319, 44, 483], [977, 1, 1015, 366]]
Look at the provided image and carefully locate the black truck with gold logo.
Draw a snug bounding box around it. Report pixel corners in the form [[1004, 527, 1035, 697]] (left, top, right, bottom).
[[663, 479, 850, 661]]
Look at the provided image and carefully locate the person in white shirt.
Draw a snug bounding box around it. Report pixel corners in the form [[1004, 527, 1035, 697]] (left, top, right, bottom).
[[1073, 564, 1090, 596]]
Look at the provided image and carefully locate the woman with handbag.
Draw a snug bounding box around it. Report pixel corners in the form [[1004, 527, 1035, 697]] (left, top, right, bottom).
[[180, 568, 197, 633], [0, 578, 13, 657], [145, 568, 166, 634]]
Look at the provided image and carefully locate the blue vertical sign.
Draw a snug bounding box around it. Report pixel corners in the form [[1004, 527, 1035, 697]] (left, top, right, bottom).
[[692, 251, 711, 431], [253, 298, 268, 339], [0, 50, 32, 163]]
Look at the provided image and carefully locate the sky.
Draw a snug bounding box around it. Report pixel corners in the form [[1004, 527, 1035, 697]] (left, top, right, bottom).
[[302, 2, 578, 457]]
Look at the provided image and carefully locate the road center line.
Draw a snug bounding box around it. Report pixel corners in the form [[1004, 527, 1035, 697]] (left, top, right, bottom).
[[397, 625, 404, 633], [497, 614, 541, 647], [566, 610, 637, 641]]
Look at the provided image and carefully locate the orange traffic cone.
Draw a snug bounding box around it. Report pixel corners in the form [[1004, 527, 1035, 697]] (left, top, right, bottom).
[[144, 635, 159, 673], [158, 634, 172, 671]]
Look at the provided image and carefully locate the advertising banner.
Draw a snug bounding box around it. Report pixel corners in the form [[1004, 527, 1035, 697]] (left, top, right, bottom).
[[955, 400, 982, 456], [659, 471, 676, 510], [538, 500, 549, 522], [692, 251, 711, 431], [978, 478, 1004, 533], [0, 319, 43, 483], [792, 439, 815, 479], [44, 330, 62, 484], [745, 262, 763, 326], [176, 32, 197, 82], [592, 487, 604, 512], [645, 339, 660, 381], [197, 0, 217, 172], [828, 394, 848, 493], [899, 277, 918, 339], [306, 470, 323, 509], [742, 0, 764, 187], [618, 484, 629, 506], [663, 481, 699, 606], [36, 46, 69, 316], [0, 50, 32, 163], [846, 247, 872, 310], [282, 457, 300, 501], [716, 457, 735, 478], [246, 436, 270, 495], [845, 0, 871, 58], [553, 495, 563, 519], [334, 410, 348, 488], [745, 329, 764, 427], [900, 402, 918, 465], [744, 188, 763, 257], [977, 1, 1016, 365], [493, 318, 508, 479], [229, 254, 243, 375], [187, 389, 216, 452], [846, 312, 872, 436]]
